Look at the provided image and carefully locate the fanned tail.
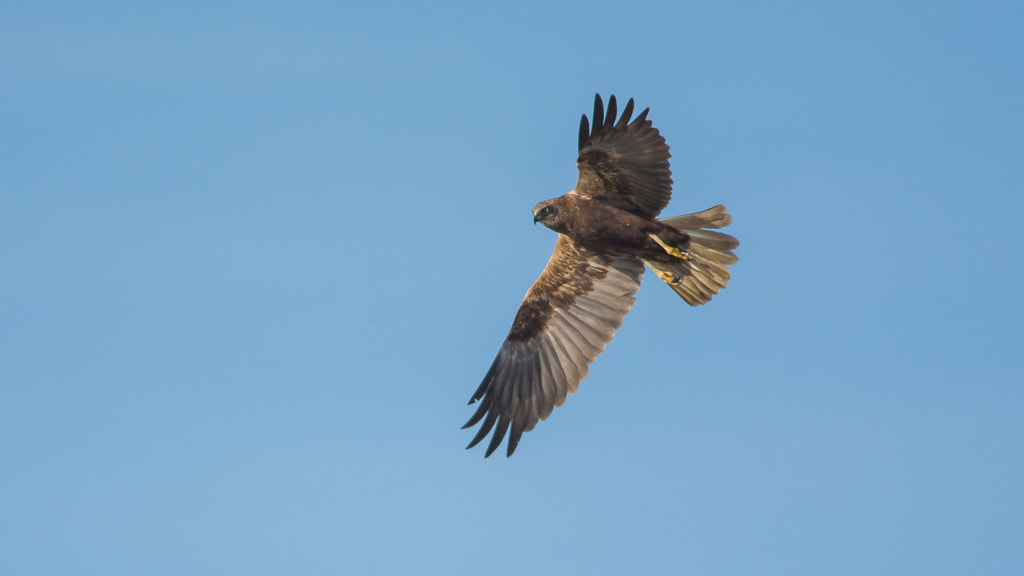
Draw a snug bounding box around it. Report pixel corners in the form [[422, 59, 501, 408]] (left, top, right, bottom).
[[646, 205, 739, 306]]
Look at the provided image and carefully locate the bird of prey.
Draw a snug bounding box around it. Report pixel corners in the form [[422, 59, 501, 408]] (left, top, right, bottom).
[[464, 94, 739, 457]]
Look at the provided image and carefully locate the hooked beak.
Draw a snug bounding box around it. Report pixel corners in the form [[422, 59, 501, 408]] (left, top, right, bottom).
[[533, 213, 540, 224]]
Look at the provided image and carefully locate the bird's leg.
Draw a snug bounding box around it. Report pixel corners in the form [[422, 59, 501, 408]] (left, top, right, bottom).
[[649, 233, 690, 260], [655, 269, 683, 285], [643, 260, 683, 285]]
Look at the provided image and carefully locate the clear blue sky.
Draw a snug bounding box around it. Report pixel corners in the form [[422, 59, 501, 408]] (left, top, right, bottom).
[[2, 1, 1022, 574]]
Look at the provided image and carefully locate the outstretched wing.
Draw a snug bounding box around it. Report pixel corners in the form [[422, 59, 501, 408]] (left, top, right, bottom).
[[573, 94, 673, 218], [464, 235, 644, 457]]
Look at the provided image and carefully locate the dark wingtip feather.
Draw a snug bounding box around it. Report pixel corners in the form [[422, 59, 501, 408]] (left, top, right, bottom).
[[635, 107, 650, 124], [466, 410, 499, 450], [604, 95, 617, 128], [507, 420, 525, 457], [592, 94, 604, 133], [462, 399, 490, 429], [484, 415, 511, 458], [578, 114, 590, 151], [618, 98, 635, 127], [466, 358, 499, 406]]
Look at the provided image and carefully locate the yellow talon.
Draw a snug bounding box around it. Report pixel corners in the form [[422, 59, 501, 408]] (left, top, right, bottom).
[[645, 262, 682, 285], [649, 233, 690, 260]]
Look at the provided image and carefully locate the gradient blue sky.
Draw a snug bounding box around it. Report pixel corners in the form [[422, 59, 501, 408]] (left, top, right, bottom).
[[2, 1, 1022, 574]]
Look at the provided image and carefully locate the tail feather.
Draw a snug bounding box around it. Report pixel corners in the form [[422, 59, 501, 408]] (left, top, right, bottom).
[[659, 204, 733, 229], [687, 229, 740, 253], [648, 205, 739, 306]]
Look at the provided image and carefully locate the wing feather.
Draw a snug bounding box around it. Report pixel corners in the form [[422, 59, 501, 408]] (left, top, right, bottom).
[[559, 309, 607, 366], [545, 319, 583, 399], [467, 408, 499, 450], [616, 98, 635, 129], [563, 306, 608, 348], [592, 94, 605, 133], [464, 235, 644, 457], [486, 415, 511, 458], [603, 94, 617, 129], [535, 340, 561, 419]]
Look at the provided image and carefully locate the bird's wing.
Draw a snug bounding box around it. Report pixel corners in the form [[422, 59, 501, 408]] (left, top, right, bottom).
[[573, 94, 673, 218], [464, 235, 644, 457]]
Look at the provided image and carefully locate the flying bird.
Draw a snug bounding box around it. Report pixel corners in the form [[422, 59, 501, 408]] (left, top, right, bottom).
[[464, 94, 739, 457]]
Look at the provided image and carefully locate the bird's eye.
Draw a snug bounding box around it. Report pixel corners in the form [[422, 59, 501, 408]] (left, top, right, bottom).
[[541, 206, 552, 216]]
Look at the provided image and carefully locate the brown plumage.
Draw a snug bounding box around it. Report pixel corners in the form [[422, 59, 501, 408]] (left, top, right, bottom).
[[464, 94, 739, 457]]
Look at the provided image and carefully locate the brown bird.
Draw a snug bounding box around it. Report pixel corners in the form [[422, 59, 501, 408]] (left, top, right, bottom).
[[464, 94, 739, 457]]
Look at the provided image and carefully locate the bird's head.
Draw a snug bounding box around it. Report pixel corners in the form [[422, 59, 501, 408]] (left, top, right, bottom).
[[532, 198, 564, 231]]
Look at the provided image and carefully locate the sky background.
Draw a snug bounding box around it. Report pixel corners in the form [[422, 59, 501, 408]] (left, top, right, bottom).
[[2, 1, 1022, 574]]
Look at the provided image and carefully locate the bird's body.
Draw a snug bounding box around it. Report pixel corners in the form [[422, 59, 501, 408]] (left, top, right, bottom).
[[534, 193, 692, 263], [464, 94, 739, 457]]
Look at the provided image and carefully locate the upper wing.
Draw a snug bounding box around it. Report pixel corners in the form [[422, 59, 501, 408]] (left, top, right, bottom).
[[463, 235, 644, 457], [573, 94, 673, 218]]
